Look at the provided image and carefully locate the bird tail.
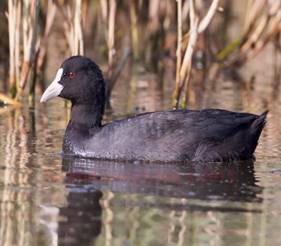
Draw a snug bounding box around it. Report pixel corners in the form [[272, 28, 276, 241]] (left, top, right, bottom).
[[251, 111, 268, 133], [249, 111, 268, 151]]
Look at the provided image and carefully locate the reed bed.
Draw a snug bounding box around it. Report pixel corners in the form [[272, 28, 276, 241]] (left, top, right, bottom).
[[217, 0, 281, 64], [173, 0, 220, 108], [1, 0, 280, 107]]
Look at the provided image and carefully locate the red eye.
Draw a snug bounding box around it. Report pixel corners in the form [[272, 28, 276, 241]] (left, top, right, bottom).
[[68, 72, 75, 79]]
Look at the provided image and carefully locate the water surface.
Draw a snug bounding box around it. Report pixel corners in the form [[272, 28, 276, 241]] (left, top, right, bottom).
[[0, 62, 281, 246]]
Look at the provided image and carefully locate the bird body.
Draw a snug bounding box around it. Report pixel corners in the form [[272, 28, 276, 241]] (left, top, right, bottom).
[[63, 108, 267, 162], [40, 56, 267, 162]]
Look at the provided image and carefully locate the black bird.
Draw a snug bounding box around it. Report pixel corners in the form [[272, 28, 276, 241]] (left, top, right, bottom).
[[40, 56, 267, 162]]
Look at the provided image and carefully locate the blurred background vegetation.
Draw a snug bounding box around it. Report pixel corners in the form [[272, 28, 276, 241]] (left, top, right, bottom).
[[0, 0, 280, 108]]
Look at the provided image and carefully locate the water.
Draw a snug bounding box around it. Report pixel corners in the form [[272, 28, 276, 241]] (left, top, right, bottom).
[[0, 60, 281, 246]]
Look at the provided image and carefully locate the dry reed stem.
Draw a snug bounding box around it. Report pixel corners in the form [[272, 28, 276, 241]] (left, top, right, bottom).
[[15, 1, 21, 88], [198, 0, 220, 33], [179, 4, 196, 100], [7, 0, 38, 99], [36, 0, 57, 71], [8, 0, 38, 98], [244, 0, 266, 35], [107, 0, 116, 76], [246, 8, 281, 60], [62, 5, 74, 52], [100, 0, 109, 58], [181, 0, 199, 106], [106, 2, 133, 105], [173, 0, 220, 107], [74, 0, 84, 55], [29, 0, 57, 104], [220, 0, 281, 66], [7, 0, 21, 94], [8, 0, 15, 88], [100, 0, 108, 25], [240, 15, 268, 54], [19, 0, 38, 91], [60, 0, 84, 55], [7, 0, 72, 102], [129, 2, 139, 59], [173, 0, 183, 108]]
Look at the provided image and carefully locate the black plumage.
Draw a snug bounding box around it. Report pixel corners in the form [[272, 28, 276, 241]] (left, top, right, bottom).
[[41, 56, 267, 162]]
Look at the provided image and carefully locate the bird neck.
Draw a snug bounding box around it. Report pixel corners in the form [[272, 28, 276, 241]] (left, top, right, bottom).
[[68, 102, 104, 131]]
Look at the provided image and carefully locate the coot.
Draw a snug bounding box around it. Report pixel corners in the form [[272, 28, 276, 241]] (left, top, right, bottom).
[[40, 56, 267, 162]]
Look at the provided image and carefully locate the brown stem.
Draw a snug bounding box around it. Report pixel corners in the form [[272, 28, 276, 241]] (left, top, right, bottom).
[[107, 0, 116, 76], [172, 0, 183, 108]]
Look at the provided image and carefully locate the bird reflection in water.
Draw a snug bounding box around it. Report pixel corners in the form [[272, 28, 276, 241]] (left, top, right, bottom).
[[62, 157, 262, 204], [57, 157, 262, 245], [58, 179, 102, 245]]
